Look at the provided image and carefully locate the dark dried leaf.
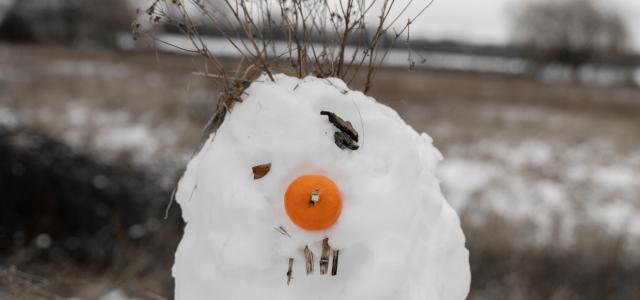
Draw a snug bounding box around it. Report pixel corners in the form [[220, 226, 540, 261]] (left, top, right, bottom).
[[252, 163, 271, 179], [320, 110, 359, 142], [334, 132, 359, 150]]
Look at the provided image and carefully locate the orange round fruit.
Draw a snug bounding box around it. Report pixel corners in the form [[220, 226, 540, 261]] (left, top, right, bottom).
[[284, 175, 342, 231]]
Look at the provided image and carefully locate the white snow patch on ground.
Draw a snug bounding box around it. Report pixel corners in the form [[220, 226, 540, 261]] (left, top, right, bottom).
[[0, 107, 17, 128], [0, 101, 191, 181], [438, 137, 640, 248], [59, 103, 161, 165], [99, 289, 139, 300], [592, 165, 639, 189], [438, 159, 497, 211], [94, 124, 158, 159]]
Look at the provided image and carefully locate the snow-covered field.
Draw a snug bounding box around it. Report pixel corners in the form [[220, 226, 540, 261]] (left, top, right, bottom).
[[440, 137, 640, 249], [2, 45, 640, 298], [154, 34, 640, 87]]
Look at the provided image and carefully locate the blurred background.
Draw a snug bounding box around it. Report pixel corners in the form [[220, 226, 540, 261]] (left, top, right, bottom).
[[1, 0, 639, 299]]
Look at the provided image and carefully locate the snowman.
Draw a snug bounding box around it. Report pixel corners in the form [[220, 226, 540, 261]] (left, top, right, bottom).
[[173, 74, 470, 299]]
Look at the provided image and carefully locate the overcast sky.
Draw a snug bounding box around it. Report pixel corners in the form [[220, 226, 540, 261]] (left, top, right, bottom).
[[127, 0, 640, 51], [410, 0, 640, 50], [2, 0, 639, 50]]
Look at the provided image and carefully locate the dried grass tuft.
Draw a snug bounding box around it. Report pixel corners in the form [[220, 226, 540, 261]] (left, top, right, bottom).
[[133, 0, 435, 213], [134, 0, 434, 130]]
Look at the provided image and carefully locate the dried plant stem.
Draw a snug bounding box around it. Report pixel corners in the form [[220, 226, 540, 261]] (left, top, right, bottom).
[[331, 249, 340, 276], [304, 245, 315, 275], [136, 0, 435, 93], [286, 257, 294, 285], [320, 238, 331, 275]]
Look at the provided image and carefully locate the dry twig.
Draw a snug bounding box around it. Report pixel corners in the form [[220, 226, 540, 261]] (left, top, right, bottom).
[[286, 257, 294, 285], [331, 249, 340, 276], [320, 238, 331, 275], [135, 0, 434, 94], [304, 245, 315, 275]]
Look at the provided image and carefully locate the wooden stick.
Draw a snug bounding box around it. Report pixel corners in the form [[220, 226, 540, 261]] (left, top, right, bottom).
[[320, 238, 331, 275], [331, 249, 340, 276], [286, 257, 294, 285], [304, 246, 314, 275]]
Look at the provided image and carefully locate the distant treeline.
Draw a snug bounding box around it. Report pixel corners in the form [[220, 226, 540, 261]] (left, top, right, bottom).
[[0, 0, 131, 48], [162, 22, 640, 68], [1, 0, 638, 70]]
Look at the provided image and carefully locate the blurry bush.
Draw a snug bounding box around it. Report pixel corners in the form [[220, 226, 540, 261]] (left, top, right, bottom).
[[0, 127, 179, 268], [0, 0, 132, 48], [512, 0, 631, 81]]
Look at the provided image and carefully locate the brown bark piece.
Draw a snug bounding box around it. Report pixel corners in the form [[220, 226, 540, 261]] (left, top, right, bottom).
[[286, 257, 294, 285], [320, 238, 331, 275], [331, 249, 340, 276], [320, 111, 359, 141], [252, 163, 271, 179], [304, 245, 314, 275]]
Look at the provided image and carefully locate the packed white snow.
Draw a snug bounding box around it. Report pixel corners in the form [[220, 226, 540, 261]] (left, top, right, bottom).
[[173, 74, 470, 300]]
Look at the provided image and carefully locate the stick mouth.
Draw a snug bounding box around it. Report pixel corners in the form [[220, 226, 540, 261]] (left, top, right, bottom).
[[287, 237, 340, 285]]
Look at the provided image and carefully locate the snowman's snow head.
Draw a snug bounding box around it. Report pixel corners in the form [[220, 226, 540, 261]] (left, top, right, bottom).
[[173, 74, 470, 300]]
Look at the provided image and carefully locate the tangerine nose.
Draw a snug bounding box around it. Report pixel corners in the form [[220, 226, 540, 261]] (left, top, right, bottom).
[[284, 175, 342, 231]]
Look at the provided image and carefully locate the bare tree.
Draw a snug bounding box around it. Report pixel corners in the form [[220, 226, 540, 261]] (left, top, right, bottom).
[[0, 0, 132, 47], [512, 0, 629, 81]]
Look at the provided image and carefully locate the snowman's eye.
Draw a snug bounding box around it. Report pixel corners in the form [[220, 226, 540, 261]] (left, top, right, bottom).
[[284, 175, 342, 231]]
